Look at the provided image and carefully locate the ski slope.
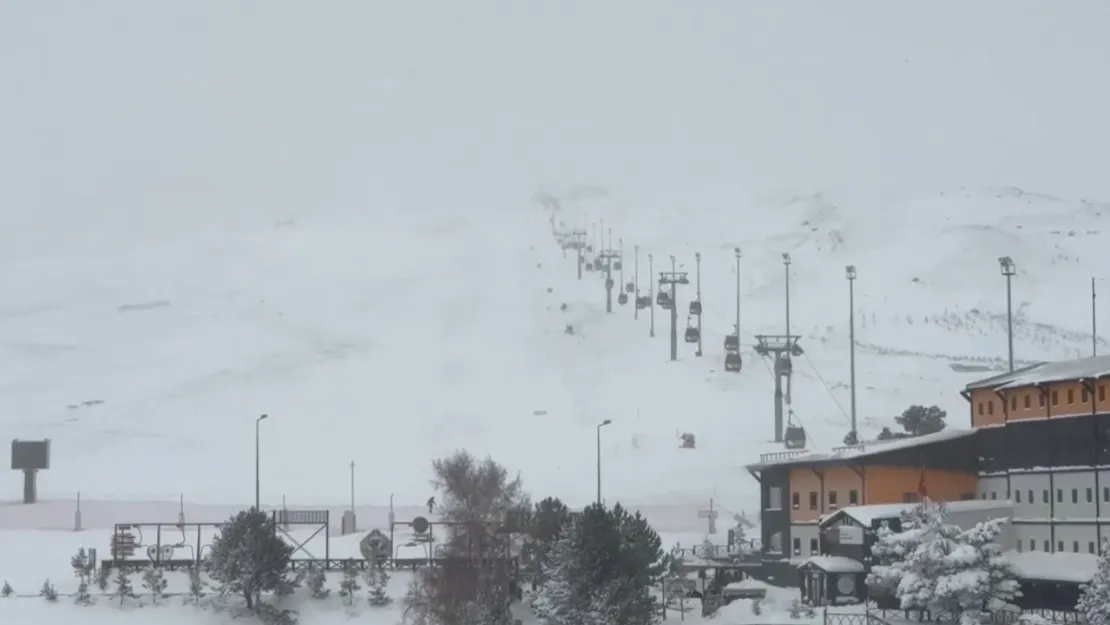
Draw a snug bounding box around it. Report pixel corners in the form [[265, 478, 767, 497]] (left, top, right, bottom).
[[2, 1, 1109, 519]]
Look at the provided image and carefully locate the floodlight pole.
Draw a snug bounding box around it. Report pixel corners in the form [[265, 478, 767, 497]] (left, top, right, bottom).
[[634, 245, 640, 320], [846, 265, 858, 442], [597, 419, 612, 505], [783, 253, 792, 337], [255, 413, 268, 510], [735, 248, 742, 345], [695, 252, 703, 357], [1094, 277, 1098, 357], [349, 461, 356, 515], [649, 254, 656, 337], [999, 257, 1016, 371]]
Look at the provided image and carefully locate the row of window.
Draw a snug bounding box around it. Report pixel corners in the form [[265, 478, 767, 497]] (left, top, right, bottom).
[[982, 486, 1110, 504], [791, 489, 860, 510], [791, 536, 819, 556], [1017, 539, 1098, 554], [977, 384, 1108, 417]]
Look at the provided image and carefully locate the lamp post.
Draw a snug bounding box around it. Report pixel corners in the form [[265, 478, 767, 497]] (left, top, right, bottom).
[[255, 413, 268, 510], [846, 265, 858, 443], [648, 254, 655, 337], [999, 257, 1016, 371], [735, 248, 742, 344], [597, 419, 611, 505], [694, 252, 703, 357]]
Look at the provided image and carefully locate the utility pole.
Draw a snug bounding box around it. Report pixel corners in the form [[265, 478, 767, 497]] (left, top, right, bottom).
[[783, 253, 792, 337], [659, 255, 689, 361], [1094, 277, 1099, 357], [571, 230, 586, 280], [999, 256, 1016, 371], [735, 248, 742, 344], [349, 461, 356, 514], [649, 254, 656, 337], [599, 248, 619, 313], [634, 245, 640, 320], [694, 252, 703, 357], [846, 265, 858, 443], [619, 238, 625, 290], [698, 498, 718, 535]]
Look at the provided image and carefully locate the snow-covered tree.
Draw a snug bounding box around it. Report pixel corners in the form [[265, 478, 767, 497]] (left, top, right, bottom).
[[141, 564, 168, 605], [366, 562, 391, 606], [186, 565, 207, 604], [867, 500, 937, 597], [95, 564, 111, 594], [306, 567, 330, 599], [1, 581, 12, 597], [1078, 539, 1110, 625], [338, 559, 361, 606], [39, 579, 57, 602], [940, 517, 1020, 617], [70, 547, 93, 605], [113, 568, 137, 606], [207, 508, 295, 611]]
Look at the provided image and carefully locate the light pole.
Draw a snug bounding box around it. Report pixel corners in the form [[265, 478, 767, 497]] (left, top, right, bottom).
[[255, 413, 268, 510], [597, 419, 612, 505], [1094, 277, 1100, 357], [734, 248, 742, 344], [999, 256, 1016, 371], [694, 252, 703, 357], [648, 254, 656, 337], [783, 253, 792, 337], [846, 265, 858, 443], [634, 245, 640, 320]]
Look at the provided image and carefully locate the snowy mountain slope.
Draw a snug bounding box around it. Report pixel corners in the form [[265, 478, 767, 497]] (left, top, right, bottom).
[[2, 1, 1109, 516]]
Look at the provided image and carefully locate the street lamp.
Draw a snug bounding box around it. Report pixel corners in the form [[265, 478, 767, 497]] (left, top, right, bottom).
[[846, 265, 858, 443], [255, 413, 268, 510], [999, 257, 1016, 371], [597, 419, 612, 505], [782, 253, 792, 337], [734, 248, 742, 343]]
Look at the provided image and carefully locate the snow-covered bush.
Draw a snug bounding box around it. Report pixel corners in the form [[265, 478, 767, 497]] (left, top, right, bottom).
[[40, 579, 57, 602], [186, 565, 207, 604], [113, 567, 137, 606], [306, 567, 330, 599], [141, 564, 167, 605], [338, 559, 361, 606], [1078, 539, 1110, 625], [1, 580, 12, 597]]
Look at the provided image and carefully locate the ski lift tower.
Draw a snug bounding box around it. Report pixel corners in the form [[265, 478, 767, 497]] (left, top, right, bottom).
[[658, 255, 689, 361], [754, 335, 804, 444], [598, 249, 620, 313], [569, 230, 587, 279]]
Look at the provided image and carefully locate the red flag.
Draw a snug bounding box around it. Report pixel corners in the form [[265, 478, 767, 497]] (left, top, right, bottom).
[[917, 471, 928, 498]]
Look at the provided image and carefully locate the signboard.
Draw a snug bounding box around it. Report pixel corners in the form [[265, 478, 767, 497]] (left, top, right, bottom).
[[838, 525, 864, 545], [11, 439, 50, 470]]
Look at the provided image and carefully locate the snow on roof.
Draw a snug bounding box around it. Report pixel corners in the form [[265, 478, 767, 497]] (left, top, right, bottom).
[[748, 428, 977, 469], [966, 355, 1110, 391], [1006, 550, 1099, 583], [820, 499, 1013, 528], [797, 555, 865, 573]]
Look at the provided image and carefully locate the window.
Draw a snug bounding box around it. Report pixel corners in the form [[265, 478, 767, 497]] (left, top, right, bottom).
[[1052, 390, 1059, 406], [1024, 394, 1031, 409], [809, 492, 818, 510], [1039, 393, 1046, 407], [1057, 489, 1063, 503], [769, 532, 783, 552], [1028, 490, 1034, 504], [792, 492, 800, 509], [1015, 490, 1022, 503], [1072, 488, 1079, 504], [1103, 486, 1109, 502], [1043, 489, 1050, 503], [981, 492, 987, 500], [1092, 542, 1098, 554], [1088, 488, 1094, 503], [829, 491, 838, 506], [1058, 541, 1064, 552], [793, 537, 801, 555], [977, 402, 984, 416], [849, 489, 859, 505], [810, 538, 819, 554], [988, 401, 994, 415], [1030, 539, 1036, 551], [1083, 387, 1090, 403], [768, 486, 782, 509], [1045, 540, 1051, 552], [1010, 396, 1017, 411], [1068, 388, 1075, 404], [1074, 541, 1080, 553], [991, 491, 997, 500]]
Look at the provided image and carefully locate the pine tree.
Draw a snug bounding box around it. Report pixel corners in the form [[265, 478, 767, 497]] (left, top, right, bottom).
[[113, 567, 137, 606], [141, 564, 168, 605], [1078, 539, 1110, 625], [186, 565, 207, 604], [366, 562, 391, 606], [206, 507, 295, 611], [306, 567, 330, 599], [338, 559, 361, 606], [75, 579, 92, 606], [95, 564, 111, 594], [0, 581, 12, 597], [944, 517, 1020, 618], [39, 579, 57, 602], [70, 547, 93, 604]]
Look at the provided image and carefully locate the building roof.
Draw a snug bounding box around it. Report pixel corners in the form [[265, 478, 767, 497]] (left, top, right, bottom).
[[797, 555, 865, 573], [818, 499, 1014, 528], [1006, 551, 1098, 583], [746, 428, 977, 470], [966, 355, 1110, 391]]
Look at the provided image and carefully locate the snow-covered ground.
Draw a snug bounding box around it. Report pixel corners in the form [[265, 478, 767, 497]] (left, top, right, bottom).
[[1, 1, 1109, 529]]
